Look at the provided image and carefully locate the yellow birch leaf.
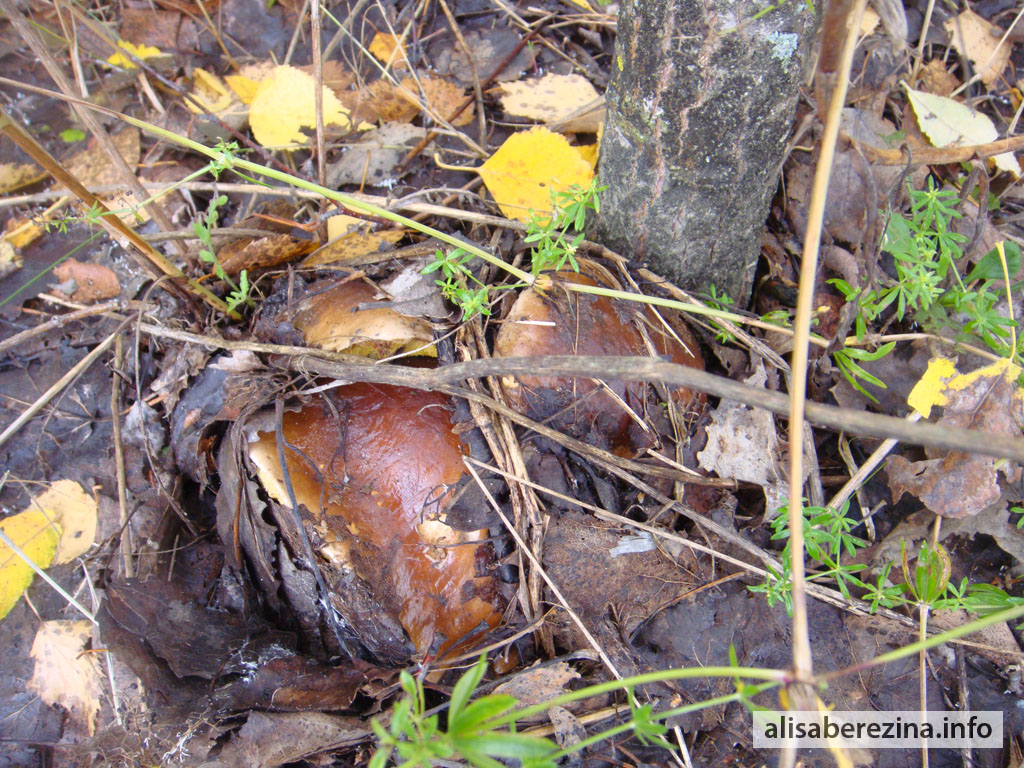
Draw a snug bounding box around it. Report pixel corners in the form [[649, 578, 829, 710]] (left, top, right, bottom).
[[477, 126, 594, 222], [106, 40, 164, 69], [249, 65, 352, 149], [576, 142, 598, 170], [186, 68, 234, 114], [0, 509, 60, 620], [225, 74, 262, 105], [27, 480, 97, 565], [28, 621, 100, 735], [368, 33, 408, 68], [907, 357, 957, 417], [499, 74, 600, 126]]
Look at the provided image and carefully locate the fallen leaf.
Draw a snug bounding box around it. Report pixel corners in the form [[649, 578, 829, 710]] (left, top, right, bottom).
[[27, 621, 100, 735], [918, 59, 960, 98], [302, 227, 406, 266], [907, 356, 957, 417], [326, 122, 426, 187], [430, 28, 532, 85], [0, 240, 21, 281], [186, 68, 236, 115], [697, 364, 791, 512], [53, 259, 122, 303], [290, 279, 435, 357], [888, 358, 1024, 518], [904, 85, 1020, 176], [500, 74, 601, 127], [27, 480, 97, 565], [249, 65, 352, 149], [105, 40, 165, 69], [65, 128, 140, 187], [492, 662, 581, 722], [368, 32, 408, 69], [400, 75, 472, 127], [3, 216, 44, 250], [365, 79, 421, 123], [477, 126, 594, 221], [944, 9, 1010, 87], [0, 161, 45, 194], [0, 509, 60, 620]]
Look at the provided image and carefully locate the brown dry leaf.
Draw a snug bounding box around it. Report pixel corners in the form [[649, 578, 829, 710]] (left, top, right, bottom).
[[52, 259, 121, 303], [65, 128, 140, 187], [0, 161, 45, 194], [399, 75, 472, 127], [302, 228, 406, 266], [492, 663, 580, 723], [499, 74, 601, 128], [27, 480, 97, 565], [28, 620, 101, 735], [365, 79, 420, 123], [430, 28, 531, 85], [217, 233, 316, 275], [888, 358, 1024, 518], [290, 279, 435, 357], [944, 9, 1010, 87], [63, 128, 148, 226], [477, 126, 593, 221], [325, 122, 426, 187], [919, 59, 961, 97], [368, 32, 408, 69]]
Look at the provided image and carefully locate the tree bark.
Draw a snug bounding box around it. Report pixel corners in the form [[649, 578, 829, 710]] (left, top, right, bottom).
[[593, 0, 820, 303]]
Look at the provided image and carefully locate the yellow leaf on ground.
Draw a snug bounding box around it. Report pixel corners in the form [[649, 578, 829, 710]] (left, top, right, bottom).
[[944, 9, 1010, 87], [904, 86, 1020, 176], [186, 68, 235, 114], [368, 32, 408, 68], [576, 142, 598, 170], [907, 356, 957, 417], [0, 162, 45, 194], [0, 509, 60, 620], [499, 74, 600, 126], [105, 40, 164, 69], [477, 126, 594, 221], [3, 216, 44, 250], [303, 228, 407, 266], [250, 65, 352, 149], [28, 621, 100, 735], [27, 480, 97, 565]]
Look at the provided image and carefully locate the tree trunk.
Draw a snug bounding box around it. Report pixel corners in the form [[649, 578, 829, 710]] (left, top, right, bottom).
[[593, 0, 820, 303]]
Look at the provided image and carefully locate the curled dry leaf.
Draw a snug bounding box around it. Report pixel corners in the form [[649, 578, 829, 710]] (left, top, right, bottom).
[[494, 264, 704, 457], [246, 384, 505, 659], [290, 279, 435, 357]]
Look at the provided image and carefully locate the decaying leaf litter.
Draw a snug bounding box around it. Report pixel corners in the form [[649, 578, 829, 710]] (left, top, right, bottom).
[[0, 0, 1022, 765]]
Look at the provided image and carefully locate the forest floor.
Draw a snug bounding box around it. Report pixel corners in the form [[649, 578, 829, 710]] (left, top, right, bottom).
[[0, 0, 1023, 766]]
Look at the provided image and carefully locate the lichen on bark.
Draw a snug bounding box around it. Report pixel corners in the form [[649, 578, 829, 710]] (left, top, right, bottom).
[[593, 0, 820, 303]]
